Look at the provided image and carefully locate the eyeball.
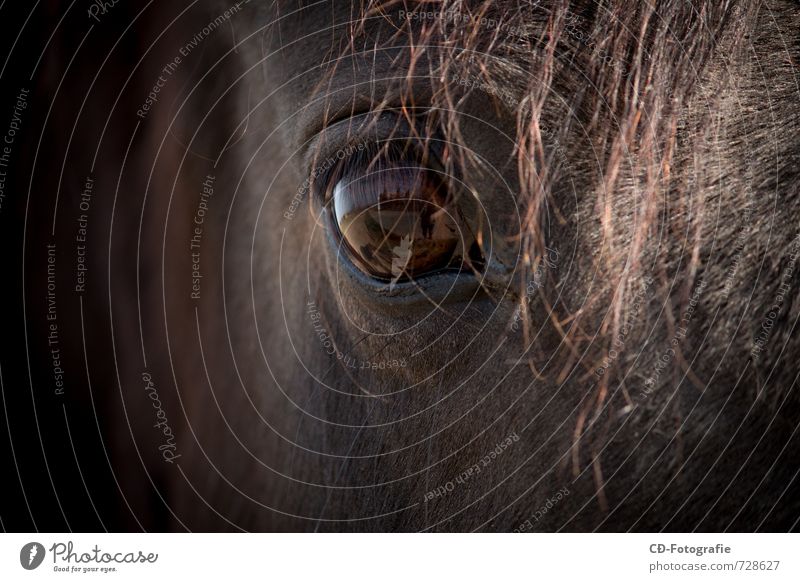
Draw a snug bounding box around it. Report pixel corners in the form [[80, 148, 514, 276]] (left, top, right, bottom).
[[324, 147, 480, 283]]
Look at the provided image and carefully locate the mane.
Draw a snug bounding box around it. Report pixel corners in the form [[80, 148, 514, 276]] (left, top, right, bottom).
[[306, 1, 751, 375]]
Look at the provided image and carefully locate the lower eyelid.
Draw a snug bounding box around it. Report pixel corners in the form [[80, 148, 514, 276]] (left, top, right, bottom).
[[326, 219, 483, 306]]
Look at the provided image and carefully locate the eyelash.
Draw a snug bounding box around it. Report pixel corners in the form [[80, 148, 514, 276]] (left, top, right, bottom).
[[314, 141, 438, 203]]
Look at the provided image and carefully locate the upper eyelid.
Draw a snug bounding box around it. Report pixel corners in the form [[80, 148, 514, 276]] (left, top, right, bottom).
[[321, 145, 448, 209], [307, 112, 457, 172], [302, 111, 411, 174], [305, 113, 446, 202]]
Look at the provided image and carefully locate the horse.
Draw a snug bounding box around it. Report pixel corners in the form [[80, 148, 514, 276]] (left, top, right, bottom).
[[2, 0, 799, 532]]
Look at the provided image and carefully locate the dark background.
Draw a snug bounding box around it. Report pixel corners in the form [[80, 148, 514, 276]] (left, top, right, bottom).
[[0, 1, 203, 532]]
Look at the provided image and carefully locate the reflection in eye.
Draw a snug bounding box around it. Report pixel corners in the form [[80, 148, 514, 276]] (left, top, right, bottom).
[[326, 147, 480, 282]]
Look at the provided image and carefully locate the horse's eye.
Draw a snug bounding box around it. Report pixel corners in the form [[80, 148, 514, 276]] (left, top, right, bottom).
[[328, 155, 477, 283]]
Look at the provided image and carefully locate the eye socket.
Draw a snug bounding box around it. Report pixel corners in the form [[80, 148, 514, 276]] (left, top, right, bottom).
[[322, 144, 481, 283]]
